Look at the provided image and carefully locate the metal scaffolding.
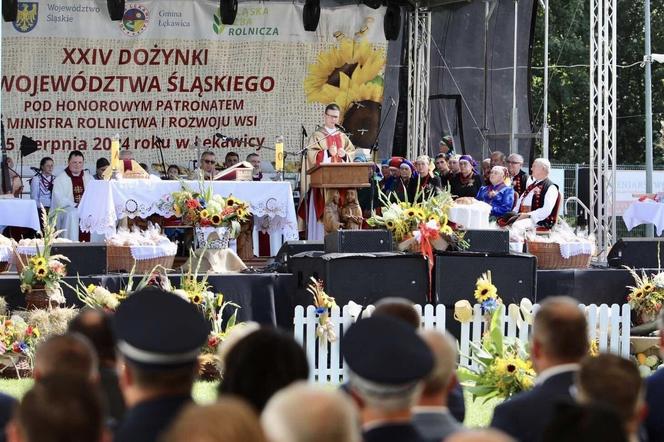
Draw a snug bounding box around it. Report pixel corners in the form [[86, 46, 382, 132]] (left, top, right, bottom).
[[589, 0, 617, 262], [407, 9, 431, 160]]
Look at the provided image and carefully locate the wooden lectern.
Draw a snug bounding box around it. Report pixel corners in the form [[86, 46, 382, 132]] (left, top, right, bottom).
[[307, 163, 374, 233], [307, 163, 372, 188]]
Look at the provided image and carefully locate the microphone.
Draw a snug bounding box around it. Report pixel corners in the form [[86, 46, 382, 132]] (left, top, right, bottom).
[[215, 132, 228, 140], [301, 125, 308, 138], [155, 136, 164, 144], [335, 124, 348, 133], [30, 166, 40, 173]]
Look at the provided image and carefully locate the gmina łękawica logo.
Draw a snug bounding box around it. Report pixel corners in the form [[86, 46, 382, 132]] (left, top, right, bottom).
[[13, 2, 38, 33], [121, 4, 149, 36]]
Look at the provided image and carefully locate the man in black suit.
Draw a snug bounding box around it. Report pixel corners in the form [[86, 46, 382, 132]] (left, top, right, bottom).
[[113, 287, 209, 442], [645, 309, 664, 441], [490, 296, 588, 442], [342, 315, 435, 442], [0, 392, 16, 442]]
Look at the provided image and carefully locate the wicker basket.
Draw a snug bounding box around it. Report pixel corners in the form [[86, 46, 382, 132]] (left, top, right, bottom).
[[107, 245, 175, 273], [526, 241, 591, 269], [0, 262, 9, 273], [14, 250, 38, 273]]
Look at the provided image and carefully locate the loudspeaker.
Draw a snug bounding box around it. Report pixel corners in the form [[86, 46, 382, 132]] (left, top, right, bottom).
[[607, 238, 664, 269], [2, 0, 16, 22], [436, 251, 537, 340], [51, 243, 107, 276], [324, 230, 392, 253], [302, 0, 320, 32], [106, 0, 124, 21], [220, 0, 237, 25], [290, 252, 428, 306], [383, 1, 400, 41], [463, 229, 510, 254], [274, 241, 324, 271]]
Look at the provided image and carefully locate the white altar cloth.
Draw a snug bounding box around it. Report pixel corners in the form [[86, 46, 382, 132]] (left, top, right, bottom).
[[623, 200, 664, 235], [0, 199, 40, 231], [77, 180, 299, 250]]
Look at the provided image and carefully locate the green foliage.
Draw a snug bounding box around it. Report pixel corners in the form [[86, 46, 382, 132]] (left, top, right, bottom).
[[531, 0, 664, 164]]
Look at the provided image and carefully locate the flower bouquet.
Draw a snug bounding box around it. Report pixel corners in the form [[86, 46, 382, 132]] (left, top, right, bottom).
[[456, 272, 536, 402], [17, 208, 69, 309], [0, 315, 40, 378], [171, 182, 251, 249], [625, 267, 664, 325], [307, 278, 338, 344]]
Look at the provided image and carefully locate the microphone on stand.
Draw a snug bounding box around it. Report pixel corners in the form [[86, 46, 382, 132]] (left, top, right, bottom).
[[193, 136, 201, 170], [335, 124, 349, 134], [29, 166, 40, 173], [301, 125, 308, 138]]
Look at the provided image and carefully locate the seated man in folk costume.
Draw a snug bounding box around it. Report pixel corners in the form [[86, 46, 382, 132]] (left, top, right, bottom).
[[52, 150, 93, 241], [298, 103, 355, 240], [503, 158, 560, 232]]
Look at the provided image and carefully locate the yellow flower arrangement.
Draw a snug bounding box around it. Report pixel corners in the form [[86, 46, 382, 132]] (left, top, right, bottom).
[[307, 277, 337, 344], [626, 267, 664, 322], [474, 272, 499, 304]]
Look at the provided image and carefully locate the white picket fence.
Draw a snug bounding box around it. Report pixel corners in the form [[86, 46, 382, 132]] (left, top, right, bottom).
[[293, 303, 632, 384]]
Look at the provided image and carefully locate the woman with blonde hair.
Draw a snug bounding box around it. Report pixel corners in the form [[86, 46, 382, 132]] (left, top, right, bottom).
[[161, 398, 267, 442], [408, 154, 441, 202]]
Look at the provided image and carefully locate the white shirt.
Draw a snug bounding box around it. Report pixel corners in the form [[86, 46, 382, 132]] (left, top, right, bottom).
[[516, 178, 559, 224], [29, 173, 54, 208], [535, 363, 580, 386]]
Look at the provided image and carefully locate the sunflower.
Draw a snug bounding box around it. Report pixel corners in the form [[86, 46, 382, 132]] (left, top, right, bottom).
[[385, 219, 396, 230], [226, 197, 237, 207], [413, 208, 426, 221], [405, 208, 417, 219], [210, 214, 222, 226], [332, 72, 384, 115], [173, 204, 182, 217], [34, 265, 48, 280], [86, 284, 96, 293], [304, 38, 386, 113], [440, 224, 454, 235], [474, 280, 498, 303], [236, 207, 249, 219], [199, 209, 210, 220], [642, 283, 655, 293], [31, 256, 46, 268], [190, 294, 203, 305]]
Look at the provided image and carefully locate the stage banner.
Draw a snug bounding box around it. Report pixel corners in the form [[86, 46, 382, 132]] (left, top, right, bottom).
[[1, 0, 387, 173]]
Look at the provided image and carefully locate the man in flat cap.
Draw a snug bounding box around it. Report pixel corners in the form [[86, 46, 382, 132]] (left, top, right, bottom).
[[113, 287, 209, 442], [342, 315, 434, 442]]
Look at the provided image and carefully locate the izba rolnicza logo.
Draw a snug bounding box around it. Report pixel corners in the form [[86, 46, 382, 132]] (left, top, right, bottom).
[[13, 2, 38, 33], [212, 8, 225, 35], [121, 4, 149, 36]]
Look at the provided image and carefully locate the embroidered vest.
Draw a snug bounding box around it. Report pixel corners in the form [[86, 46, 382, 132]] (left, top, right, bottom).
[[521, 178, 559, 228]]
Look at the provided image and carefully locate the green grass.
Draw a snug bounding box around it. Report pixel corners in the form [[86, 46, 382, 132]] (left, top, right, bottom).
[[0, 379, 503, 427]]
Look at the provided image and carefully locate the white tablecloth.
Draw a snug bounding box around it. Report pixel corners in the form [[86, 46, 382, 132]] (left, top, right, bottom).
[[77, 180, 299, 248], [0, 199, 40, 231], [448, 201, 491, 229], [623, 200, 664, 235]]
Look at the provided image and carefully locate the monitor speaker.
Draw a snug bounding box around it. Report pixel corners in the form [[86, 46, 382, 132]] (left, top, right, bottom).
[[607, 238, 664, 269], [324, 230, 392, 253], [51, 243, 107, 276], [274, 241, 324, 272], [463, 229, 510, 254]]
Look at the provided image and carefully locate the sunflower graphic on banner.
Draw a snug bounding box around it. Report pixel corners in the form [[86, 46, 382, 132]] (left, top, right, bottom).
[[304, 26, 387, 149]]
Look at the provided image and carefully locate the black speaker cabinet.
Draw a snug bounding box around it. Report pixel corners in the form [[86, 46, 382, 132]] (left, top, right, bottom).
[[51, 243, 107, 276], [324, 230, 393, 253], [608, 238, 664, 269], [274, 240, 324, 271], [289, 252, 428, 306], [463, 229, 510, 254]]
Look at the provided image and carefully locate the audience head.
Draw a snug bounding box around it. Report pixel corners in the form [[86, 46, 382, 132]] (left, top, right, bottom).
[[8, 374, 105, 442], [489, 166, 508, 186], [39, 157, 54, 176], [218, 327, 309, 413], [414, 155, 431, 176], [67, 308, 116, 366], [449, 155, 461, 174], [119, 150, 133, 160], [542, 401, 629, 442], [506, 153, 524, 177], [490, 150, 506, 167], [439, 136, 454, 155], [33, 333, 98, 382], [434, 154, 449, 174], [419, 330, 458, 404], [380, 162, 390, 178], [482, 158, 492, 178], [575, 353, 645, 437], [247, 153, 261, 168], [167, 164, 181, 180], [373, 297, 420, 329], [531, 296, 587, 372], [113, 287, 209, 405], [343, 316, 433, 414], [67, 150, 85, 174], [95, 157, 109, 177], [446, 429, 516, 442], [459, 155, 475, 177], [262, 382, 360, 442], [399, 162, 412, 180], [162, 398, 267, 442], [224, 151, 240, 168], [200, 151, 216, 174], [531, 158, 551, 180]]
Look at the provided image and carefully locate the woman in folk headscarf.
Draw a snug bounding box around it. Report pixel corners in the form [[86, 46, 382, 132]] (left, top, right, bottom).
[[408, 155, 441, 202], [476, 166, 515, 218], [449, 154, 482, 199]]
